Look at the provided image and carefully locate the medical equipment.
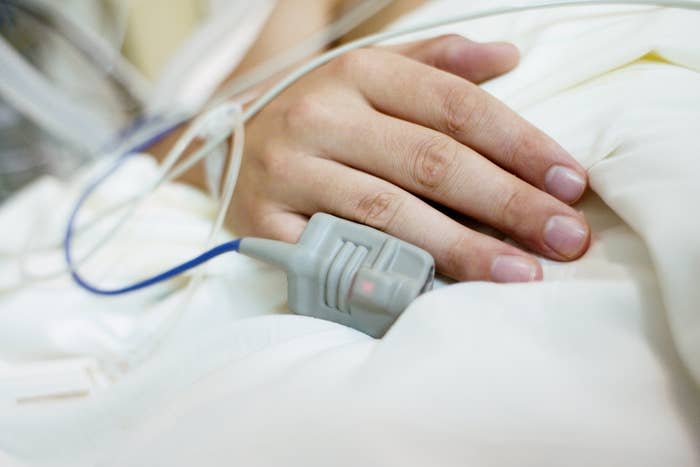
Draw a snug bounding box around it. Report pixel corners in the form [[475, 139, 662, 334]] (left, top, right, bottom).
[[0, 0, 149, 204], [0, 0, 148, 149], [64, 0, 700, 338], [241, 213, 435, 337], [1, 0, 146, 108]]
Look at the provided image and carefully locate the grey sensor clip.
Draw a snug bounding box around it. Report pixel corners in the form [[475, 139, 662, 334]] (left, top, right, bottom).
[[239, 213, 435, 337]]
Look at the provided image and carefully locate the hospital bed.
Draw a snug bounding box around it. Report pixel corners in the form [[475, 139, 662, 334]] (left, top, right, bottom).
[[1, 1, 699, 465]]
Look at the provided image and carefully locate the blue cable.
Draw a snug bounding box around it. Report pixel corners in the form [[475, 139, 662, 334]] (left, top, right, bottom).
[[63, 123, 242, 296]]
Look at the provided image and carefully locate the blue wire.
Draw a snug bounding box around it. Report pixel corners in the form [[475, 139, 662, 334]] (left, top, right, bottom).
[[69, 239, 242, 296], [63, 123, 242, 296]]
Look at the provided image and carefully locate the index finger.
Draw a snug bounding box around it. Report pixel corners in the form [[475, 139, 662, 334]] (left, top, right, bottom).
[[332, 48, 588, 204]]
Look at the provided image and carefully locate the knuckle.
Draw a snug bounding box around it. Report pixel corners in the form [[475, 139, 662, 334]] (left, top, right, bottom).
[[444, 234, 472, 279], [435, 33, 469, 50], [441, 85, 484, 138], [230, 196, 264, 236], [497, 188, 527, 227], [331, 49, 372, 76], [283, 95, 326, 132], [246, 205, 289, 240], [500, 125, 542, 170], [245, 201, 267, 230], [258, 145, 291, 181], [249, 205, 276, 232], [420, 34, 466, 66], [409, 135, 458, 191], [440, 33, 466, 42], [355, 190, 403, 231]]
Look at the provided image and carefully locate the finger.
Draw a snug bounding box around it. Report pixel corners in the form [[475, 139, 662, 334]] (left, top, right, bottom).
[[384, 34, 520, 84], [230, 198, 308, 244], [285, 156, 543, 283], [253, 210, 308, 244], [311, 108, 590, 260], [332, 48, 588, 204]]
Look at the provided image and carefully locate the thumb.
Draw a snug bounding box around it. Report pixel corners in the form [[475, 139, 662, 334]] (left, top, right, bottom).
[[385, 34, 520, 84]]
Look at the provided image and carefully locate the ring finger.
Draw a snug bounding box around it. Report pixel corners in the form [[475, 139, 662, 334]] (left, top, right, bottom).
[[285, 156, 543, 283], [312, 109, 590, 261]]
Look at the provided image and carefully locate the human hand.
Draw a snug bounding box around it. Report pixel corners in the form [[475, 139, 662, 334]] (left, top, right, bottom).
[[230, 34, 590, 282]]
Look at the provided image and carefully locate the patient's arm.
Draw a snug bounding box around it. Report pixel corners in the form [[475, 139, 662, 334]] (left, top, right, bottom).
[[151, 0, 591, 283]]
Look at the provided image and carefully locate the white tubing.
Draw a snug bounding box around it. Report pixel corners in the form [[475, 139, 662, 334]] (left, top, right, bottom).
[[210, 0, 395, 106]]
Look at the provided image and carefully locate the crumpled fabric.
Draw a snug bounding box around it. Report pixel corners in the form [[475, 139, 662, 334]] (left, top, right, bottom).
[[0, 1, 699, 466]]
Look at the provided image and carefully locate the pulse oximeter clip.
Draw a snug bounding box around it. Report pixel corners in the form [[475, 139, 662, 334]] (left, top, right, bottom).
[[240, 213, 435, 337]]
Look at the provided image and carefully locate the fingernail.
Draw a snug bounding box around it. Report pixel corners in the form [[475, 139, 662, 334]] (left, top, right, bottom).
[[544, 215, 588, 258], [491, 255, 539, 283], [545, 165, 586, 203]]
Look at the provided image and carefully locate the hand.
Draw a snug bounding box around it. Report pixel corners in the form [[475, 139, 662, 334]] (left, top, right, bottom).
[[230, 34, 590, 282]]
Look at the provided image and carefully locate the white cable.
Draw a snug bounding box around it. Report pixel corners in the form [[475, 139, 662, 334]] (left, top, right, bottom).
[[106, 0, 700, 263], [168, 0, 696, 209], [245, 0, 700, 120], [208, 103, 245, 243], [10, 0, 380, 283], [127, 0, 700, 288], [210, 0, 395, 106], [14, 106, 237, 284], [171, 0, 700, 181], [122, 104, 245, 369]]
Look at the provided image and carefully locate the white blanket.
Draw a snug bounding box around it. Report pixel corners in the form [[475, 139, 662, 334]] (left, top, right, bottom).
[[1, 1, 699, 466]]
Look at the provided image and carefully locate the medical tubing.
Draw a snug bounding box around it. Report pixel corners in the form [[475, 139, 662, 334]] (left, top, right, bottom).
[[211, 0, 395, 105], [11, 115, 187, 287], [4, 0, 151, 105], [66, 0, 700, 296], [64, 104, 247, 296], [68, 104, 235, 273], [63, 125, 177, 294], [109, 107, 245, 368], [70, 239, 242, 295], [207, 104, 245, 248]]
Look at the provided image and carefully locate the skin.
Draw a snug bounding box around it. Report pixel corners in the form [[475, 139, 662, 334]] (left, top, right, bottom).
[[151, 1, 591, 283]]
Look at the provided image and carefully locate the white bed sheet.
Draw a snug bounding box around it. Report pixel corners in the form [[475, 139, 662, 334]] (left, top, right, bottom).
[[1, 1, 699, 466]]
